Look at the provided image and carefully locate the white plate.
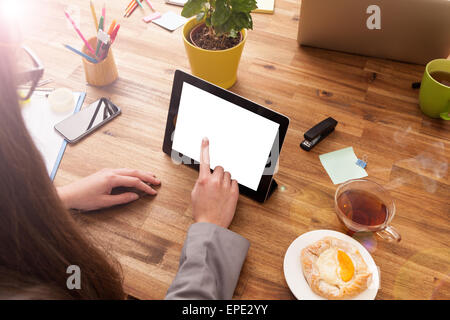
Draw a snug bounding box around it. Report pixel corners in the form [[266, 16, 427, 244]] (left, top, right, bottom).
[[283, 229, 380, 300]]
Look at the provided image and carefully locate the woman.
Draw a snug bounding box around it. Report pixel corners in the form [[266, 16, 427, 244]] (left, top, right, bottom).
[[0, 21, 249, 299]]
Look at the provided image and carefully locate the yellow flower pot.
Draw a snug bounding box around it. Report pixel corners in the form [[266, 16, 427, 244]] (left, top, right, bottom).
[[182, 17, 247, 89]]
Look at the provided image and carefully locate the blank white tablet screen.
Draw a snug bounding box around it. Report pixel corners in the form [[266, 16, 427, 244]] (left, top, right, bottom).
[[172, 82, 280, 191]]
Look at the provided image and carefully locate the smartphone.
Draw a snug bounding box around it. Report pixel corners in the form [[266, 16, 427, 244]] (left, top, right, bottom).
[[54, 97, 121, 143]]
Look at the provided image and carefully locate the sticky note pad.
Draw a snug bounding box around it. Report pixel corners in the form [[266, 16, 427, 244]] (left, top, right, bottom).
[[152, 11, 187, 31], [319, 147, 368, 184], [253, 0, 275, 13]]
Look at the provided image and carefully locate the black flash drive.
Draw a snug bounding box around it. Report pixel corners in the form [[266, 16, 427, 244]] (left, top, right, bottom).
[[300, 117, 338, 151]]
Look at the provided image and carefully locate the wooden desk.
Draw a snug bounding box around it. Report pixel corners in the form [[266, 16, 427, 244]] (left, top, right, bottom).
[[26, 0, 449, 299]]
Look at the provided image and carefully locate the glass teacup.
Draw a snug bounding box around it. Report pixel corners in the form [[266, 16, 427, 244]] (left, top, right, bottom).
[[335, 179, 401, 242]]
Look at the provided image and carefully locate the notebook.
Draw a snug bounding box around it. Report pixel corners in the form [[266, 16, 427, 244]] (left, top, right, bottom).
[[21, 91, 86, 180], [253, 0, 275, 13]]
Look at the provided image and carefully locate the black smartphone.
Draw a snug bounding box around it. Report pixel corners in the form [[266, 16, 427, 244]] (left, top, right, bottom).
[[54, 97, 121, 143]]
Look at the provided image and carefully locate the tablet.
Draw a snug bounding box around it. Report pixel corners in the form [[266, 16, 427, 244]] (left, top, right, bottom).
[[162, 70, 290, 202]]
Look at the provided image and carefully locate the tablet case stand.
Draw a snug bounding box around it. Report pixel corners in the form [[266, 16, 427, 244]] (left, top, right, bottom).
[[265, 179, 278, 201]]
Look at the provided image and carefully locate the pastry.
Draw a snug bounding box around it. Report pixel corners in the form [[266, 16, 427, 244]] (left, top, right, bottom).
[[301, 236, 372, 299]]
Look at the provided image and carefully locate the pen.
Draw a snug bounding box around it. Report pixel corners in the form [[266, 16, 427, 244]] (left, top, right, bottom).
[[97, 14, 104, 32], [64, 11, 96, 56], [63, 44, 98, 63], [89, 0, 98, 32], [95, 15, 104, 57], [143, 12, 161, 23], [110, 24, 120, 43], [107, 19, 116, 35]]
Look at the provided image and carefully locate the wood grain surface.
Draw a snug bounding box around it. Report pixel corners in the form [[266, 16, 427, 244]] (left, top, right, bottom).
[[22, 0, 449, 300]]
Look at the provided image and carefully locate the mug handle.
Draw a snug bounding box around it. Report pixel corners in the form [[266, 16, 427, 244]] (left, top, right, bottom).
[[376, 225, 401, 242], [440, 101, 450, 120], [440, 111, 450, 120]]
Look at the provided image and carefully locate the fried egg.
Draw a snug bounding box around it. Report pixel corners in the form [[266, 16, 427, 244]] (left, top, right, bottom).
[[316, 248, 355, 286]]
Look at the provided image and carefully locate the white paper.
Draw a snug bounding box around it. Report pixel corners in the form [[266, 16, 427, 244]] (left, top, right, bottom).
[[152, 11, 187, 31], [21, 91, 82, 177]]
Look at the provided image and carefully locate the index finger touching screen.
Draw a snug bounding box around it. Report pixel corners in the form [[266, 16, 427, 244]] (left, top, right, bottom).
[[199, 137, 210, 178]]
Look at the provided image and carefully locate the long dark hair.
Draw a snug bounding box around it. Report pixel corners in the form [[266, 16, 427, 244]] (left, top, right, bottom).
[[0, 20, 125, 299]]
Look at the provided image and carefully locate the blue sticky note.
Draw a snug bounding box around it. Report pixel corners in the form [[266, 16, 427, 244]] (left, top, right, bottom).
[[319, 147, 368, 184]]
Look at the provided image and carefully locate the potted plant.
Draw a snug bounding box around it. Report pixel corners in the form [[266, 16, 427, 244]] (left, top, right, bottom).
[[181, 0, 257, 89]]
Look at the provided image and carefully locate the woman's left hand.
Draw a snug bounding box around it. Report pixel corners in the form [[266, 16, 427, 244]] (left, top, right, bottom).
[[57, 168, 160, 211]]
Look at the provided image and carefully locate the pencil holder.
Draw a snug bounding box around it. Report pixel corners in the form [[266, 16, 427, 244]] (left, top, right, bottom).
[[81, 37, 118, 87]]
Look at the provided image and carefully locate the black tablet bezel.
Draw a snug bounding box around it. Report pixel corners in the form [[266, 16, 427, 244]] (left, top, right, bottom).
[[162, 70, 290, 203]]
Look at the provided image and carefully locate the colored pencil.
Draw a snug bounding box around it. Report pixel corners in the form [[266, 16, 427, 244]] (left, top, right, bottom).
[[126, 2, 138, 17], [63, 44, 98, 63], [107, 20, 116, 35], [124, 0, 137, 16], [127, 2, 138, 16], [89, 0, 98, 32], [124, 0, 135, 16], [145, 0, 155, 11], [64, 11, 96, 56]]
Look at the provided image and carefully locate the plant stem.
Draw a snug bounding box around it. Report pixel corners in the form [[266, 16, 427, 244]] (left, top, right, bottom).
[[208, 5, 214, 37]]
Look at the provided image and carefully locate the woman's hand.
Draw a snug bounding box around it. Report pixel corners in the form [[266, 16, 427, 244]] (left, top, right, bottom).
[[191, 138, 239, 229], [57, 168, 160, 211]]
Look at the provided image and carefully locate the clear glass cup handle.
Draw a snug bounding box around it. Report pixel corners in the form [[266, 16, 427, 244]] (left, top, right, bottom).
[[376, 225, 401, 242]]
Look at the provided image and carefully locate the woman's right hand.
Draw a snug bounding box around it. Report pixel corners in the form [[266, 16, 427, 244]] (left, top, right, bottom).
[[57, 168, 160, 211], [190, 138, 239, 229]]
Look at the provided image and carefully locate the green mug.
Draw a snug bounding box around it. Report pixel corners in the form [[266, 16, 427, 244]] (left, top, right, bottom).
[[419, 59, 450, 120]]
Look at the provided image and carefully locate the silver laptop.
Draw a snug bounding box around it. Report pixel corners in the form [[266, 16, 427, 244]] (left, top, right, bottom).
[[298, 0, 450, 65]]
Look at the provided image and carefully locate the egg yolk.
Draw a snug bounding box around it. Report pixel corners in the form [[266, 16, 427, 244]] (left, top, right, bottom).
[[337, 250, 354, 282]]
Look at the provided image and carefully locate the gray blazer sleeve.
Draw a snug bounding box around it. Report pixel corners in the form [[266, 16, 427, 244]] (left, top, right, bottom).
[[165, 222, 250, 300]]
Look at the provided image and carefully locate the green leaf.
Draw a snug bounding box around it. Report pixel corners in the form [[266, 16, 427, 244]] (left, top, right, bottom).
[[211, 0, 231, 26], [196, 11, 206, 21], [231, 0, 257, 13], [185, 0, 255, 36], [217, 11, 252, 37], [181, 0, 207, 18], [232, 11, 253, 30]]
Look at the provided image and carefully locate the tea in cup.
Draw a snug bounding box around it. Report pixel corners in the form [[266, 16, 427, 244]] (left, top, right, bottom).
[[334, 179, 401, 242]]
